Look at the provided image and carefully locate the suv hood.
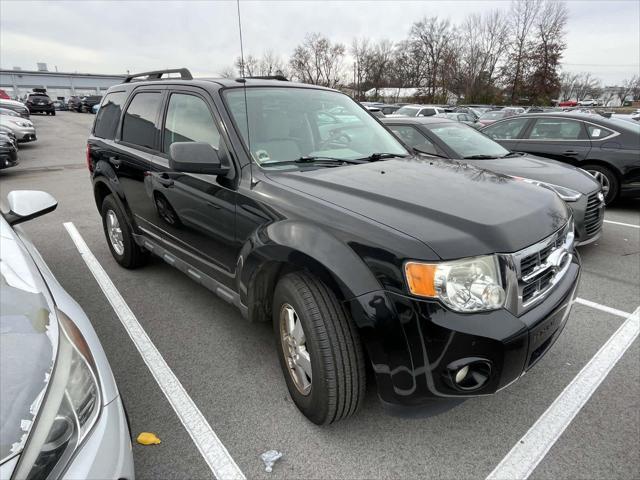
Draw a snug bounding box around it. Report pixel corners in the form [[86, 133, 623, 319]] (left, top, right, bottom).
[[268, 158, 569, 259], [463, 154, 600, 195], [0, 218, 57, 466]]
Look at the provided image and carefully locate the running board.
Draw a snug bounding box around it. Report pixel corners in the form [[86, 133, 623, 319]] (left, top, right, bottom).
[[133, 233, 248, 319]]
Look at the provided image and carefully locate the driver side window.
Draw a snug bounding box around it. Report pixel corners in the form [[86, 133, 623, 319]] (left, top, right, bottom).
[[387, 125, 438, 156]]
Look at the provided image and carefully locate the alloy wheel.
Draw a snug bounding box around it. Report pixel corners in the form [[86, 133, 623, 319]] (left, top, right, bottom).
[[279, 303, 312, 395], [106, 210, 125, 255]]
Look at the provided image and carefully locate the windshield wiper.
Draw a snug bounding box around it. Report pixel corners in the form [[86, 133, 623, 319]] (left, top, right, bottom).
[[261, 156, 364, 168], [358, 152, 407, 162], [462, 154, 498, 159]]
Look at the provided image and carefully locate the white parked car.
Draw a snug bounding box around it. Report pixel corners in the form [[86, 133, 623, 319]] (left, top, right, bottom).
[[386, 104, 447, 118], [0, 111, 36, 142]]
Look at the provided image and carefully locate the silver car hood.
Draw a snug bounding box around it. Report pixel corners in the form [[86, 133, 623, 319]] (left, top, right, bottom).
[[0, 217, 58, 466]]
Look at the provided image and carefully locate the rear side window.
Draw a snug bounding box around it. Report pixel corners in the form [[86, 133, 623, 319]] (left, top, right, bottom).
[[483, 118, 529, 140], [93, 92, 126, 140], [586, 124, 614, 140], [162, 93, 220, 153], [121, 92, 162, 149], [528, 118, 586, 140]]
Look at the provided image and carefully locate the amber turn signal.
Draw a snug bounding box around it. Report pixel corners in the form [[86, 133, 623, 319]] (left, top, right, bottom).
[[404, 262, 437, 297]]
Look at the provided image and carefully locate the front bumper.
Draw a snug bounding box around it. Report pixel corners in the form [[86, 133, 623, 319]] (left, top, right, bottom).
[[14, 127, 37, 142], [570, 193, 604, 244], [346, 255, 580, 405]]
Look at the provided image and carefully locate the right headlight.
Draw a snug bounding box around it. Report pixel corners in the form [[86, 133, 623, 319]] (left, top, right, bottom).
[[404, 255, 505, 312], [13, 310, 101, 480]]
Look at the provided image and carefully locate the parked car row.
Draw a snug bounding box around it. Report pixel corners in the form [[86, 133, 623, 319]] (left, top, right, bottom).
[[0, 103, 37, 169], [67, 95, 103, 113]]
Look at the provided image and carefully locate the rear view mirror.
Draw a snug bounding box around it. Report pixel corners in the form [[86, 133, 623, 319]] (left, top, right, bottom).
[[4, 190, 57, 225], [169, 142, 230, 175]]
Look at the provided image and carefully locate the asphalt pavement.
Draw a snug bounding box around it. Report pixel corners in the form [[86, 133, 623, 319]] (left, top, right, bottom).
[[1, 112, 638, 480]]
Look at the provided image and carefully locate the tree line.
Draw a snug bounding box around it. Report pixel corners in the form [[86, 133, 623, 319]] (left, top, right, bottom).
[[226, 0, 639, 106]]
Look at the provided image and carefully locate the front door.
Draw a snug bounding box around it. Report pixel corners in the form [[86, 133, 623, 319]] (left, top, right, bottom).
[[145, 89, 239, 289]]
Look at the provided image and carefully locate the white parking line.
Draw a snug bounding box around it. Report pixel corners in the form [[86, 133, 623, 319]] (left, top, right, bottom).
[[63, 222, 245, 480], [575, 297, 631, 318], [604, 219, 640, 229], [486, 304, 640, 480]]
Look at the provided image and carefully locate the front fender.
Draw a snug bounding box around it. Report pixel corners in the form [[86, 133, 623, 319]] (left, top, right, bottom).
[[238, 220, 382, 307]]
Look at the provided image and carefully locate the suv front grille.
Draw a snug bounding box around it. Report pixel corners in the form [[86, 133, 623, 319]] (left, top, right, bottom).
[[584, 192, 604, 236], [507, 221, 575, 314]]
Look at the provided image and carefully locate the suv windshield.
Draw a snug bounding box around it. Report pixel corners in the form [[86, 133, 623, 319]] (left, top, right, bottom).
[[426, 123, 510, 158], [224, 87, 407, 167]]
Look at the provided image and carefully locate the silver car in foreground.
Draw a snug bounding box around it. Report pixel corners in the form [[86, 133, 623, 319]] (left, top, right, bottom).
[[0, 191, 134, 479]]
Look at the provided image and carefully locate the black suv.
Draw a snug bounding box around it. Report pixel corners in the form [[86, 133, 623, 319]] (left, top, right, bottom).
[[88, 69, 581, 424], [25, 92, 55, 115]]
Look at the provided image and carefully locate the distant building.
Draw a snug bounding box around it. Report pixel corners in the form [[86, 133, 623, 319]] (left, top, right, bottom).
[[0, 68, 126, 100]]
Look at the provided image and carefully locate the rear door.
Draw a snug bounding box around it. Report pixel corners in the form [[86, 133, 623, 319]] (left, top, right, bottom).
[[518, 117, 591, 164]]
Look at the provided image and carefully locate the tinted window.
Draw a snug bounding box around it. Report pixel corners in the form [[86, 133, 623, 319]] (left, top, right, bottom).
[[586, 124, 614, 140], [93, 92, 126, 139], [529, 118, 584, 140], [121, 92, 162, 148], [483, 117, 529, 139], [388, 125, 438, 155], [163, 93, 220, 153]]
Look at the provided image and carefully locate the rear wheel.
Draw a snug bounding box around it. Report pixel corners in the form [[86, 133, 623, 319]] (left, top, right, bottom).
[[273, 272, 366, 424], [582, 164, 619, 205], [51, 110, 56, 116], [101, 194, 148, 268]]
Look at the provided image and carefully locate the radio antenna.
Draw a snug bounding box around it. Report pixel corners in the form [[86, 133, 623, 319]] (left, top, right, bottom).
[[236, 0, 253, 181]]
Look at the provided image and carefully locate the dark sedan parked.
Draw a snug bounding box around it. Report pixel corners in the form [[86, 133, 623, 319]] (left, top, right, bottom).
[[383, 117, 604, 244], [481, 113, 640, 204]]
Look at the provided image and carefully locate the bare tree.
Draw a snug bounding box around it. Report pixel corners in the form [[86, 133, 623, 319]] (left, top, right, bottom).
[[559, 71, 580, 101], [528, 0, 568, 104], [289, 33, 346, 87], [219, 66, 236, 79], [504, 0, 542, 103], [573, 72, 602, 101], [615, 75, 640, 105], [351, 38, 372, 100], [235, 54, 258, 77]]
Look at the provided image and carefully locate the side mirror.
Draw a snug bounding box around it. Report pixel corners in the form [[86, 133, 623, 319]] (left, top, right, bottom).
[[169, 142, 230, 175], [4, 190, 57, 225]]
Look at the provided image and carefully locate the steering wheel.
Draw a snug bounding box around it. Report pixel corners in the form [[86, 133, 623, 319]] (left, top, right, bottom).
[[318, 129, 352, 150]]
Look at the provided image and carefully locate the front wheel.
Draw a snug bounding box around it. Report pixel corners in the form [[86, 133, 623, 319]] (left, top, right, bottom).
[[273, 272, 366, 424], [582, 164, 619, 205]]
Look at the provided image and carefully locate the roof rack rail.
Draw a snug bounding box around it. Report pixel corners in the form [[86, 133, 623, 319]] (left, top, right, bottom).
[[123, 68, 193, 83], [243, 75, 288, 81]]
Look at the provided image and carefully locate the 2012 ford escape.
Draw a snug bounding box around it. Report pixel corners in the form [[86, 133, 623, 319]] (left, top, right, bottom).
[[87, 69, 580, 424]]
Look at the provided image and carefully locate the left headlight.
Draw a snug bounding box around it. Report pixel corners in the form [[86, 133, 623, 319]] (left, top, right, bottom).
[[511, 176, 581, 202], [405, 255, 505, 312], [14, 310, 101, 480]]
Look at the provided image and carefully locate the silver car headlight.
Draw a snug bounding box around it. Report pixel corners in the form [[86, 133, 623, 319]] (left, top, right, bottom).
[[405, 255, 505, 312], [13, 310, 101, 480], [511, 176, 581, 202]]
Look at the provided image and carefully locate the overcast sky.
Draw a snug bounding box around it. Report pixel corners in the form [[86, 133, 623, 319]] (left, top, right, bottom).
[[1, 0, 638, 85]]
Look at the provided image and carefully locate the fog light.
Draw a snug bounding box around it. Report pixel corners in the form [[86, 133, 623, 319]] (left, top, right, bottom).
[[455, 365, 469, 384]]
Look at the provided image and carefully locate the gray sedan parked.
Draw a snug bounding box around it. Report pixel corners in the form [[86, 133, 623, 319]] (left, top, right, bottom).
[[383, 117, 605, 245], [0, 191, 134, 479]]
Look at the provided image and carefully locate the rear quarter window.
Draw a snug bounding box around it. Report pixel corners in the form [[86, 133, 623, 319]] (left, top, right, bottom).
[[93, 92, 126, 140], [586, 124, 614, 140]]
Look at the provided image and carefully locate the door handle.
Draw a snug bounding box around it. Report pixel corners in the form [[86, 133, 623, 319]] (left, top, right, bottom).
[[157, 173, 174, 187], [563, 150, 579, 155], [109, 156, 121, 168]]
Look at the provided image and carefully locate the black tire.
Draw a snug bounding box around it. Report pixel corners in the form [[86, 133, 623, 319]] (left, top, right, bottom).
[[273, 272, 366, 424], [100, 194, 148, 268], [51, 110, 56, 116], [582, 164, 619, 205]]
